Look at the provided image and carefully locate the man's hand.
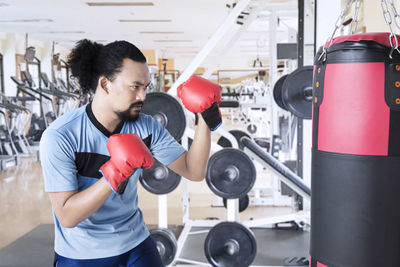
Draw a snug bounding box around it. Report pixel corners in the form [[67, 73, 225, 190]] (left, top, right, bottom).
[[100, 133, 154, 194], [177, 75, 222, 131]]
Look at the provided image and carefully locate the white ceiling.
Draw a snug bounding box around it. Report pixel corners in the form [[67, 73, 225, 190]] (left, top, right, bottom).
[[0, 0, 299, 58]]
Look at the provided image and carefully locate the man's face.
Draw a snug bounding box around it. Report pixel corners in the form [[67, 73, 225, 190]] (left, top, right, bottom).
[[108, 59, 150, 122]]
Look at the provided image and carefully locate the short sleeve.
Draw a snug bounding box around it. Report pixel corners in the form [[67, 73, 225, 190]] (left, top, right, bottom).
[[40, 129, 78, 192], [148, 117, 186, 166]]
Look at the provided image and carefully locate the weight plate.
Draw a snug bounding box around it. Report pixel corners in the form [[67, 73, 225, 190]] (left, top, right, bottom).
[[150, 228, 177, 266], [246, 124, 257, 134], [282, 66, 313, 119], [204, 221, 257, 267], [223, 194, 250, 213], [217, 130, 251, 150], [273, 74, 289, 110], [142, 92, 186, 141], [206, 148, 256, 199], [140, 160, 181, 195]]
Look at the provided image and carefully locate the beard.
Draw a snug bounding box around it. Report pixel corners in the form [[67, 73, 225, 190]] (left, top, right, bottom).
[[116, 101, 144, 122]]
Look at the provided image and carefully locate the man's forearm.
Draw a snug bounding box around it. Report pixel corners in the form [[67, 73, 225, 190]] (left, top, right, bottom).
[[185, 115, 211, 181], [51, 178, 113, 228]]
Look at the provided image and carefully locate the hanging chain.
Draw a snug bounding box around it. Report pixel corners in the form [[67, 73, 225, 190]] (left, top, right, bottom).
[[381, 0, 400, 58], [350, 0, 362, 34], [389, 0, 400, 30], [319, 0, 355, 61]]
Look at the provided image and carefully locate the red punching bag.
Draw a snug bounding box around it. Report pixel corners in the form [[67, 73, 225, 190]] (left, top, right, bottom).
[[310, 33, 400, 267]]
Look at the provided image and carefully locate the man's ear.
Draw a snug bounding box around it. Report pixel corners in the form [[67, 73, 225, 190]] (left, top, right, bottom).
[[99, 76, 110, 93]]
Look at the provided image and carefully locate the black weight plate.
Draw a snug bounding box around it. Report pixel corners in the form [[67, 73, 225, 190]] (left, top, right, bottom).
[[142, 92, 186, 141], [150, 228, 177, 266], [217, 130, 251, 150], [282, 66, 313, 119], [204, 221, 257, 267], [206, 148, 256, 199], [140, 160, 181, 195], [223, 194, 250, 213], [246, 124, 257, 134], [273, 74, 289, 110]]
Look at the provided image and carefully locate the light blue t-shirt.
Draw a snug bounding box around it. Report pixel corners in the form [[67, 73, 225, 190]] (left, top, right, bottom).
[[39, 103, 186, 259]]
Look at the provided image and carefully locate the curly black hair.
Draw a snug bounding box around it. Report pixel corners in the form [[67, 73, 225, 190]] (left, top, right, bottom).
[[68, 39, 146, 94]]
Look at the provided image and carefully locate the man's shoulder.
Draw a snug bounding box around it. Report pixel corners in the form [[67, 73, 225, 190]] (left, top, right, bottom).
[[41, 105, 88, 148], [47, 104, 88, 133], [123, 113, 155, 129]]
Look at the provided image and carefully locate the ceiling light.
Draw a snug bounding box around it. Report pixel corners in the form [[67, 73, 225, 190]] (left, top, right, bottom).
[[87, 2, 153, 6], [240, 50, 268, 53], [119, 19, 171, 22], [175, 51, 198, 54], [154, 40, 192, 42], [165, 46, 199, 49], [0, 19, 53, 23], [140, 31, 183, 34], [57, 40, 80, 43], [40, 31, 85, 34]]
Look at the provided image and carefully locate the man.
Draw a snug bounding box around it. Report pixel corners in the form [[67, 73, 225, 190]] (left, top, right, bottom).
[[40, 39, 221, 266]]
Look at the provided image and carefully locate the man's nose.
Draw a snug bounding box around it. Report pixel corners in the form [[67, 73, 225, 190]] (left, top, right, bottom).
[[136, 88, 146, 101]]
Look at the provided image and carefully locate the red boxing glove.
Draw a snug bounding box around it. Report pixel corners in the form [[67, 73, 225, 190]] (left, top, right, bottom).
[[100, 133, 154, 194], [177, 75, 222, 131]]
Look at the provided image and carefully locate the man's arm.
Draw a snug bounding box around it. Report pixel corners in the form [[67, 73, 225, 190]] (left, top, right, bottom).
[[168, 75, 222, 182], [46, 133, 154, 228], [168, 115, 210, 181], [48, 178, 112, 228]]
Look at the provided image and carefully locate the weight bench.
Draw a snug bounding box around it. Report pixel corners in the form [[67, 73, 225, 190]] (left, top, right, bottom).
[[241, 136, 311, 200]]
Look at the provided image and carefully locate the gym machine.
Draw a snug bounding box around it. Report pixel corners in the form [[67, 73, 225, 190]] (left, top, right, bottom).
[[0, 53, 4, 94], [40, 72, 80, 117], [139, 89, 312, 266], [133, 0, 316, 266], [0, 53, 24, 168], [10, 75, 52, 137]]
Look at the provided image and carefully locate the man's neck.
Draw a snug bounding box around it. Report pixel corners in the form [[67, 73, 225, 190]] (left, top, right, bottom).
[[91, 94, 121, 134]]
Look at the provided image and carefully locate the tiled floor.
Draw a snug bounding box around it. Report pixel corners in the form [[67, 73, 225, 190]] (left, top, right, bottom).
[[0, 157, 53, 249]]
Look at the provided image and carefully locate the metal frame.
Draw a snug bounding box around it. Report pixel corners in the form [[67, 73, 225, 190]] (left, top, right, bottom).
[[297, 0, 305, 179], [0, 53, 4, 94], [202, 5, 266, 79], [0, 110, 19, 169], [159, 0, 313, 265], [168, 0, 252, 96], [27, 58, 43, 113]]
